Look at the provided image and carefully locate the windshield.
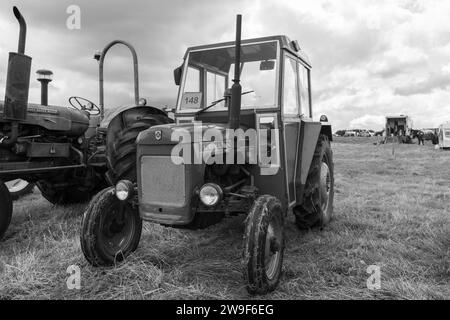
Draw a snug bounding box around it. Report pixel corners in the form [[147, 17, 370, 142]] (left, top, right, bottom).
[[178, 41, 279, 112]]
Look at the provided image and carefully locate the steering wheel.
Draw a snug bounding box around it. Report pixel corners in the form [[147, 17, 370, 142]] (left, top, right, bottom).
[[69, 96, 100, 115]]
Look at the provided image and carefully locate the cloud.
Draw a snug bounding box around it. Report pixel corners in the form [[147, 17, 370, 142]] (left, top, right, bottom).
[[0, 0, 450, 130], [394, 71, 450, 96], [349, 115, 386, 130]]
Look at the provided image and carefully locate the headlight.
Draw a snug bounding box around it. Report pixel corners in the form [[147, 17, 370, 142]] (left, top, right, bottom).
[[199, 183, 223, 207], [115, 180, 134, 201]]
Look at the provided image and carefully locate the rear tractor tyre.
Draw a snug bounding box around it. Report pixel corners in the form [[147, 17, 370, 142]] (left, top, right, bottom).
[[294, 134, 334, 229], [243, 195, 285, 295], [6, 179, 34, 200], [80, 187, 142, 266], [0, 181, 13, 240], [107, 115, 172, 184]]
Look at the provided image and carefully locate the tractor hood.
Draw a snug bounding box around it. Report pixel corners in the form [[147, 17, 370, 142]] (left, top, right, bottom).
[[136, 122, 245, 146], [0, 100, 89, 136]]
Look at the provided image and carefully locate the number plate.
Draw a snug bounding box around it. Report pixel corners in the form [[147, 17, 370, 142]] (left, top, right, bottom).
[[181, 92, 202, 109]]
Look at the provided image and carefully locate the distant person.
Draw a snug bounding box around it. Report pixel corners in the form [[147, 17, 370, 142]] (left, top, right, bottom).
[[432, 130, 439, 145], [417, 131, 425, 146]]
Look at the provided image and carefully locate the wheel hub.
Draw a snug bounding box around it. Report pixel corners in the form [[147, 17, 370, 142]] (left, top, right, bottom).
[[320, 162, 331, 213], [101, 205, 134, 256], [264, 223, 281, 279]]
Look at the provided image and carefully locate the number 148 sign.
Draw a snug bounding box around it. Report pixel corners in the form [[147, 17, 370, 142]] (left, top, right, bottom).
[[181, 92, 202, 109]]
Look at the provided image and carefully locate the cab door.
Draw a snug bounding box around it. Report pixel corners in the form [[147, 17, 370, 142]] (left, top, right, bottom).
[[282, 53, 301, 206], [282, 52, 311, 206]]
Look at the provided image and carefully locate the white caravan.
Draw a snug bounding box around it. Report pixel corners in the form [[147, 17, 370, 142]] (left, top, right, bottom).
[[438, 122, 450, 149]]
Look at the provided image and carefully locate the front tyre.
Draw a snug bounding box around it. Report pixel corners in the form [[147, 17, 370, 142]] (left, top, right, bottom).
[[242, 195, 285, 295], [80, 187, 142, 266], [0, 181, 13, 240]]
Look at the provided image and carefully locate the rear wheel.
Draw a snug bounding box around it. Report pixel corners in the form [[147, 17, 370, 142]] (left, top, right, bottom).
[[6, 179, 34, 200], [0, 181, 13, 240], [107, 115, 172, 183], [80, 187, 142, 266], [294, 134, 334, 229], [243, 195, 285, 295]]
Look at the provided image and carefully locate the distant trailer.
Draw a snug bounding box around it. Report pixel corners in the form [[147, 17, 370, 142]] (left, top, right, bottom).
[[385, 115, 413, 143], [438, 123, 450, 149]]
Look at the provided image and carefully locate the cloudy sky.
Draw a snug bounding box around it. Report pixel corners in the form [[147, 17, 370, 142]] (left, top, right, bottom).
[[1, 0, 450, 130]]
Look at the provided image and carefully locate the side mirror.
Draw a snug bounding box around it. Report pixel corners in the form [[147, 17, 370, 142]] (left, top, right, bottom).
[[174, 65, 183, 86], [260, 60, 275, 71]]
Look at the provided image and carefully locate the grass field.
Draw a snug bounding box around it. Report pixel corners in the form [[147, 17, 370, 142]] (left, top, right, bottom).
[[0, 137, 448, 300]]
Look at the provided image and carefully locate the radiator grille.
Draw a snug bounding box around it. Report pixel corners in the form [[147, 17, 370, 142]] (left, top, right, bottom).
[[140, 156, 185, 207]]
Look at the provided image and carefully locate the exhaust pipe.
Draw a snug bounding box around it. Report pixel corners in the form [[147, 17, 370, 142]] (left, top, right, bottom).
[[3, 6, 32, 124], [13, 6, 27, 54], [2, 6, 32, 147], [229, 14, 242, 130]]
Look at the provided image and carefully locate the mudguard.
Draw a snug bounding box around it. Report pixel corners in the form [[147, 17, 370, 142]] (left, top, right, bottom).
[[99, 104, 168, 130], [295, 119, 322, 202]]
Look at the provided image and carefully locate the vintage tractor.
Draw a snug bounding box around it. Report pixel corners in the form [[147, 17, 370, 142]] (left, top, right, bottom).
[[80, 15, 334, 294], [0, 7, 172, 240]]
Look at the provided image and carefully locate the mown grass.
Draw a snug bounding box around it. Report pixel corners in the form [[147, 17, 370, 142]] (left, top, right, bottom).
[[0, 138, 448, 300]]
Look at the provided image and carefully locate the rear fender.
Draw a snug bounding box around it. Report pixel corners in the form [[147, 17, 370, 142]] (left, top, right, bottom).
[[295, 120, 322, 202], [99, 105, 168, 131]]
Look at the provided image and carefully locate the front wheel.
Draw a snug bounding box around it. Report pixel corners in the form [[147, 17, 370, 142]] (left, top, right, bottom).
[[80, 187, 142, 266], [0, 181, 13, 240], [242, 195, 285, 295]]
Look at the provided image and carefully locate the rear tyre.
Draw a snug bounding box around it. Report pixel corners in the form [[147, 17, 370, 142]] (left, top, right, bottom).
[[294, 134, 334, 229], [6, 179, 34, 200], [243, 195, 285, 295], [0, 181, 13, 240], [107, 115, 172, 184], [80, 187, 142, 266]]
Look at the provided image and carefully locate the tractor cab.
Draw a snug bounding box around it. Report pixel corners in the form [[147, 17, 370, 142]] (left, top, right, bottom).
[[174, 36, 313, 127]]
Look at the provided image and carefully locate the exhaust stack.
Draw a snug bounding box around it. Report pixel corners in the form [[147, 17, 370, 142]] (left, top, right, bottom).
[[3, 6, 32, 121], [228, 14, 242, 130], [14, 6, 27, 54]]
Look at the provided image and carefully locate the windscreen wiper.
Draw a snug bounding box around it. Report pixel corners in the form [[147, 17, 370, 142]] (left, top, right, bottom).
[[195, 90, 254, 116]]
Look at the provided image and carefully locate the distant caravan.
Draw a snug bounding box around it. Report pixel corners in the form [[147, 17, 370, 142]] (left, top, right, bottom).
[[438, 122, 450, 149]]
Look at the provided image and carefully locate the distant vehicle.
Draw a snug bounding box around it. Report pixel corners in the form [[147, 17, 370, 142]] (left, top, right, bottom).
[[374, 129, 384, 137], [438, 123, 450, 149], [385, 115, 413, 143], [344, 130, 357, 137], [358, 130, 371, 137]]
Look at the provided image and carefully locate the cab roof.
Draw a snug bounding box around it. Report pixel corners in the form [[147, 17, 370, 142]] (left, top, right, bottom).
[[183, 35, 311, 68]]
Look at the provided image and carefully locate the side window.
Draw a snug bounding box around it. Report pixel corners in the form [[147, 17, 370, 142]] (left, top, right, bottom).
[[206, 71, 226, 106], [283, 56, 298, 115], [298, 65, 310, 117]]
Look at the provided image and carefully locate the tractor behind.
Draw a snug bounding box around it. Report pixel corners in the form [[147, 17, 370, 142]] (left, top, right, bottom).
[[0, 7, 172, 240]]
